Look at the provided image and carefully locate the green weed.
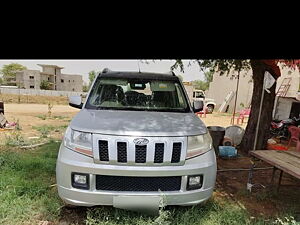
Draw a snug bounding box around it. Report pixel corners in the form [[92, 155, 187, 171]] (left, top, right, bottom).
[[36, 114, 47, 120], [0, 142, 63, 225]]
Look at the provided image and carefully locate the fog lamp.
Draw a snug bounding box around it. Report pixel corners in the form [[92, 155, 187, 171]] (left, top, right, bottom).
[[71, 173, 89, 190], [74, 174, 87, 184], [187, 175, 203, 190]]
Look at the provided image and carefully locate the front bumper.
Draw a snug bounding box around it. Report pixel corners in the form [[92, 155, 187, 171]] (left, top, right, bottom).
[[56, 144, 217, 207]]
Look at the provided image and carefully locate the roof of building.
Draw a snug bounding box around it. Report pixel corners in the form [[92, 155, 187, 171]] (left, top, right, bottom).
[[37, 64, 64, 69]]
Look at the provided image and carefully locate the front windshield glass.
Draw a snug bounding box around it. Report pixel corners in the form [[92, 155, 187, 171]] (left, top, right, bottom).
[[85, 77, 190, 112]]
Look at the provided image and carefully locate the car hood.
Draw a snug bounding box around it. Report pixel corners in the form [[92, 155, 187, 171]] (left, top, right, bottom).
[[70, 109, 207, 137], [205, 98, 215, 103]]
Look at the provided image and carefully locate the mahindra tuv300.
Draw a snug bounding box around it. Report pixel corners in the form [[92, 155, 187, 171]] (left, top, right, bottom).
[[56, 69, 217, 209]]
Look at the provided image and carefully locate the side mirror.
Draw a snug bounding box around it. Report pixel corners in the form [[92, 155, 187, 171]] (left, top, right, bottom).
[[193, 100, 204, 113], [69, 96, 83, 109]]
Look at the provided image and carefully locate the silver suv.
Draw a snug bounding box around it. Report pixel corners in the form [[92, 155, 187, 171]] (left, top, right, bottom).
[[56, 69, 217, 208]]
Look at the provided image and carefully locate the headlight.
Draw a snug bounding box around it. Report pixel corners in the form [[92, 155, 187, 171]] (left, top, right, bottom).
[[64, 127, 93, 157], [186, 133, 212, 159]]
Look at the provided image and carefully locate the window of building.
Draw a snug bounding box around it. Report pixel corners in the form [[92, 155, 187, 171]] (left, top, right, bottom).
[[72, 88, 75, 91], [73, 80, 74, 82], [69, 80, 70, 83], [30, 85, 34, 89], [29, 76, 34, 79], [48, 77, 50, 81], [61, 79, 64, 83]]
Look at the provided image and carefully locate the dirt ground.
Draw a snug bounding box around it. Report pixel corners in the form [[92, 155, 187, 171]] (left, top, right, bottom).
[[200, 112, 248, 129], [1, 103, 299, 220], [216, 156, 300, 218], [0, 104, 79, 144], [0, 104, 245, 143]]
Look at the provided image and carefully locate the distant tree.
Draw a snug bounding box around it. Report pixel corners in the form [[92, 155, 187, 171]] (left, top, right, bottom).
[[0, 63, 27, 86], [170, 59, 300, 153], [0, 77, 3, 85], [192, 80, 209, 90], [82, 82, 89, 92], [40, 80, 52, 90], [88, 70, 97, 87], [204, 70, 214, 83]]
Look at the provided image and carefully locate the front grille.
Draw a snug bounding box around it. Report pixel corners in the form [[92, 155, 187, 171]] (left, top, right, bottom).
[[99, 140, 109, 161], [95, 175, 182, 191], [154, 143, 164, 163], [96, 136, 185, 165], [135, 145, 147, 163], [117, 142, 127, 163], [171, 142, 181, 163]]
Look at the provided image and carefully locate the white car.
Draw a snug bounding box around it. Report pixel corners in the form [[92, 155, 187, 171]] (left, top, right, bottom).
[[193, 90, 216, 113], [56, 69, 217, 209]]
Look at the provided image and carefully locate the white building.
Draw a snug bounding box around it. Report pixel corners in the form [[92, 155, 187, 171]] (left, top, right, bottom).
[[16, 64, 83, 92]]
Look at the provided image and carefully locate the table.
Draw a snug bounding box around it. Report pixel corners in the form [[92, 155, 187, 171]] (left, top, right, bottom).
[[247, 150, 300, 192]]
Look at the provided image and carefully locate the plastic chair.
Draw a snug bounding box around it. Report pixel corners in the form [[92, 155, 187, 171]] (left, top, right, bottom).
[[287, 126, 300, 149], [196, 106, 207, 118], [231, 109, 250, 125]]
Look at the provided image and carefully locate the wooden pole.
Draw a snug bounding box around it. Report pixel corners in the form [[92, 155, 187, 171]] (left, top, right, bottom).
[[231, 71, 240, 125]]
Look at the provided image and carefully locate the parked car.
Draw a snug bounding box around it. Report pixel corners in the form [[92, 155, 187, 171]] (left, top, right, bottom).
[[183, 85, 216, 113], [56, 69, 217, 208], [192, 90, 216, 113]]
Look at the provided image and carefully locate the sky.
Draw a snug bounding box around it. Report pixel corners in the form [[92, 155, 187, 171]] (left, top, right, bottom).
[[0, 60, 205, 84]]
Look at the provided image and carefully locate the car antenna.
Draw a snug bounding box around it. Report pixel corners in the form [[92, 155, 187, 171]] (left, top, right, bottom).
[[137, 61, 141, 73]]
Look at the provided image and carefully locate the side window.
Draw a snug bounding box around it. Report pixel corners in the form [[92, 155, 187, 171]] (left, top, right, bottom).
[[195, 91, 204, 98]]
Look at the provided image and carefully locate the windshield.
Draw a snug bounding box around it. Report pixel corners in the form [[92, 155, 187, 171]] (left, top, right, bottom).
[[85, 77, 190, 112]]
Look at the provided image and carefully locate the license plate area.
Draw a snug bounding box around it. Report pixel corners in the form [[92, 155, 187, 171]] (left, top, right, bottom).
[[113, 195, 162, 215]]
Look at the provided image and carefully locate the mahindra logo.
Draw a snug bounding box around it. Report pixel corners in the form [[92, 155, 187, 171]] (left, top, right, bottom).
[[133, 138, 149, 145]]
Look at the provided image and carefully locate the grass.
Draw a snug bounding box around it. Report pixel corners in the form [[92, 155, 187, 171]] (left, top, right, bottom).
[[52, 115, 68, 120], [32, 125, 56, 138], [32, 125, 67, 138], [36, 114, 47, 120], [0, 141, 62, 225], [85, 200, 266, 225], [4, 131, 31, 147], [36, 114, 69, 121], [0, 142, 298, 225], [0, 93, 68, 105]]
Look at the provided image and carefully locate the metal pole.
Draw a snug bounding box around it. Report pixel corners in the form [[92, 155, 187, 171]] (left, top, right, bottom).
[[253, 74, 266, 151], [231, 71, 240, 125]]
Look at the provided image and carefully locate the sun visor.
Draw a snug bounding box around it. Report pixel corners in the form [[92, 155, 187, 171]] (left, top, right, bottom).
[[99, 79, 128, 86], [150, 81, 175, 92]]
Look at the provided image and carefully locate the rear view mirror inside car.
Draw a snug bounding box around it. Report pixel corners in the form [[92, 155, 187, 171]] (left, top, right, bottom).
[[130, 83, 146, 90]]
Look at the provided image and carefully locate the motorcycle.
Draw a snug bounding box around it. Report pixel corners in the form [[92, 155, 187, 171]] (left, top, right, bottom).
[[270, 116, 300, 140]]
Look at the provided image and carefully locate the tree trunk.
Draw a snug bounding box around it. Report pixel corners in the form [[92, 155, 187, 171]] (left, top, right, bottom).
[[239, 60, 278, 153]]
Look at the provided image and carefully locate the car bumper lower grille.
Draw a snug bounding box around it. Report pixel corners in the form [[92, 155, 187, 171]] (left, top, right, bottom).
[[95, 175, 182, 192]]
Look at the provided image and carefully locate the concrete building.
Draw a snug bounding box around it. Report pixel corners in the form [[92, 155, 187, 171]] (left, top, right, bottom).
[[206, 70, 253, 113], [273, 66, 300, 120], [16, 64, 83, 92], [206, 63, 300, 118]]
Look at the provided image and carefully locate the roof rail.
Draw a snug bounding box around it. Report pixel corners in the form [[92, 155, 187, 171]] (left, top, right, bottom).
[[166, 71, 176, 76], [102, 68, 111, 73]]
